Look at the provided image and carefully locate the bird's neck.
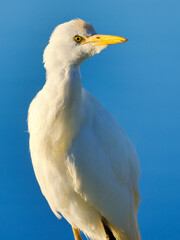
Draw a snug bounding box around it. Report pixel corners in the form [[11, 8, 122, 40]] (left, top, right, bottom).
[[42, 64, 82, 154], [45, 64, 82, 113]]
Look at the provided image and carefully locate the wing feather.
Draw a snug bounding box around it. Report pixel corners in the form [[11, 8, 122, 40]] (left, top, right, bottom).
[[67, 89, 141, 239]]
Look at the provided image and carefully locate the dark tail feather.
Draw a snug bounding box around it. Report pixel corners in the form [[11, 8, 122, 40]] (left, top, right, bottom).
[[101, 217, 116, 240]]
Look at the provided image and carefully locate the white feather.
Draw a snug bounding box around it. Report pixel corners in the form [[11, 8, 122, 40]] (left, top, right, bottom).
[[28, 19, 141, 240]]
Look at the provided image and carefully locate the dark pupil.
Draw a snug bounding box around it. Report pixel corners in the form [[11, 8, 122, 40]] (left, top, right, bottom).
[[77, 37, 80, 41]]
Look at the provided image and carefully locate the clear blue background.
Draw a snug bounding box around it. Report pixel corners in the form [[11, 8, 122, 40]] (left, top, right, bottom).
[[0, 0, 180, 239]]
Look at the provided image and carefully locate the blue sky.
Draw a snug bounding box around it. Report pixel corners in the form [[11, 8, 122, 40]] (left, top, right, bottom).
[[0, 0, 180, 239]]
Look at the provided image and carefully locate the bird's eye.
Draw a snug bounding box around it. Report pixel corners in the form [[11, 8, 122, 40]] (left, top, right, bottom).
[[74, 35, 83, 43]]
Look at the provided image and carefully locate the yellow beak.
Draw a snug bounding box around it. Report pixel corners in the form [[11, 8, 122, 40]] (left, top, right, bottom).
[[82, 34, 128, 46]]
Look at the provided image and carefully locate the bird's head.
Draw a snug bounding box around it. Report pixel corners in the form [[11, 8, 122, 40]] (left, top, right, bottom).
[[43, 19, 127, 70]]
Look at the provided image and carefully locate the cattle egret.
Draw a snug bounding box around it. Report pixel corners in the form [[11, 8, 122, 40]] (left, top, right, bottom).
[[28, 19, 141, 240]]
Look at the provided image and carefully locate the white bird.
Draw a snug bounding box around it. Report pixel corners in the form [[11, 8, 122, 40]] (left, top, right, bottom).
[[28, 19, 141, 240]]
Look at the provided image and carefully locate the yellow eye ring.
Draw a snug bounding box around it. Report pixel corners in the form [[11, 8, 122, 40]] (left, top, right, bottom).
[[74, 35, 83, 43]]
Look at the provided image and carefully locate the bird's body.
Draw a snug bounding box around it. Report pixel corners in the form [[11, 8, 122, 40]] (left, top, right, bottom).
[[28, 19, 141, 240]]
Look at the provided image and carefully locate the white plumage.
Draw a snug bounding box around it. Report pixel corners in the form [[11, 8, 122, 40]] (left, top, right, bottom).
[[28, 19, 141, 240]]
